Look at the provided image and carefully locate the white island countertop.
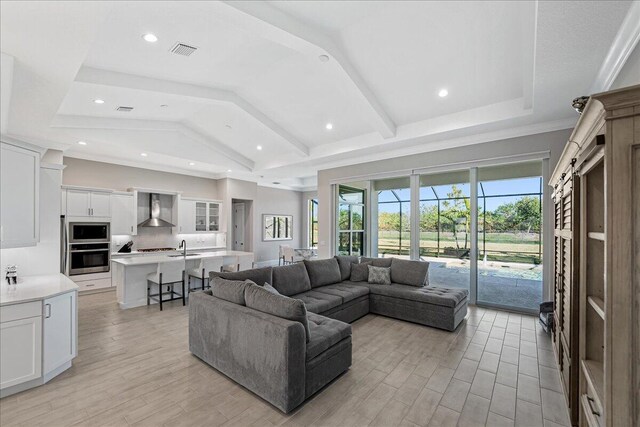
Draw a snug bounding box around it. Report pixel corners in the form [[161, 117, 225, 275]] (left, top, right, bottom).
[[111, 250, 253, 266], [0, 273, 79, 306]]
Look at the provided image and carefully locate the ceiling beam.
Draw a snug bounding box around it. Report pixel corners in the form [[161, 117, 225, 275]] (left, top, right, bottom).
[[218, 1, 397, 138], [75, 66, 309, 156], [50, 114, 255, 170]]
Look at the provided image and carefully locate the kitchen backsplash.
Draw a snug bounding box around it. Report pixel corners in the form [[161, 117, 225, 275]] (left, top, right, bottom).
[[111, 227, 226, 252]]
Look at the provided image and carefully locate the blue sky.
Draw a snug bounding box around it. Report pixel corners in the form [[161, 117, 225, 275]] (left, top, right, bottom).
[[377, 177, 542, 213]]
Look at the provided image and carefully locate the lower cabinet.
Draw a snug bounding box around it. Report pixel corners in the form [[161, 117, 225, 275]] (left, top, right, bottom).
[[0, 290, 77, 396], [0, 312, 42, 389], [43, 292, 77, 373]]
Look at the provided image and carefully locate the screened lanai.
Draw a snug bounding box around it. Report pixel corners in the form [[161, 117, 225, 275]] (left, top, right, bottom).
[[373, 164, 543, 311]]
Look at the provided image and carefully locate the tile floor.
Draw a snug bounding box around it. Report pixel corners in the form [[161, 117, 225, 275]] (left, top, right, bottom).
[[0, 291, 571, 426]]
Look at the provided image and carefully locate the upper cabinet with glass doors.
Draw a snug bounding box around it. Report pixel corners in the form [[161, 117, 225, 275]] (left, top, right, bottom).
[[178, 197, 221, 233]]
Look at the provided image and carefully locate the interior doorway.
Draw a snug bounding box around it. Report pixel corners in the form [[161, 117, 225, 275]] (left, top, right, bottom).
[[232, 200, 252, 252]]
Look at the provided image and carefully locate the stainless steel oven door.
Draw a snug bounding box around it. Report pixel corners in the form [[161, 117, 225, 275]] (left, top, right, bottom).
[[69, 243, 110, 275], [69, 222, 110, 243]]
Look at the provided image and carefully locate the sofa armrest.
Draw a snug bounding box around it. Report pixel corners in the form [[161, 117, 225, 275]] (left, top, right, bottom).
[[189, 291, 306, 413]]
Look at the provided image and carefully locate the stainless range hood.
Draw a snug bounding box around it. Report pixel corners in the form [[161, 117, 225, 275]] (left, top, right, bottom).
[[138, 193, 175, 227]]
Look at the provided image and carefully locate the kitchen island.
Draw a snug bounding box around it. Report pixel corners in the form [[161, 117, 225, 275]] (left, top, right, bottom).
[[112, 251, 253, 309]]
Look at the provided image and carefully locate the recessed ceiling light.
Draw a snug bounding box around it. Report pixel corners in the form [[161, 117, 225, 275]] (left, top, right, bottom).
[[227, 169, 232, 173], [325, 123, 333, 130], [142, 33, 158, 43], [438, 88, 449, 98], [189, 162, 195, 166], [256, 145, 262, 150], [318, 54, 330, 62], [77, 141, 87, 145], [140, 153, 148, 157], [93, 99, 105, 104]]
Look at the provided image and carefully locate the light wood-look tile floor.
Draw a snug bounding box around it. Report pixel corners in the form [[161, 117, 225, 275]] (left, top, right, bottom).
[[0, 291, 571, 427]]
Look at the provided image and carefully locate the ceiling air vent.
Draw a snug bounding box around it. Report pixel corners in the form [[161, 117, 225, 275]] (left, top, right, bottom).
[[170, 42, 198, 57], [116, 106, 134, 112]]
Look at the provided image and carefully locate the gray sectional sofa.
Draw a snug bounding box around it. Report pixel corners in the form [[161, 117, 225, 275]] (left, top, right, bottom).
[[189, 256, 468, 413]]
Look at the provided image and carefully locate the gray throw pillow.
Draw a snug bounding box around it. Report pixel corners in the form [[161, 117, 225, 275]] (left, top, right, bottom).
[[350, 261, 371, 282], [368, 265, 391, 285], [334, 255, 359, 281], [210, 267, 273, 287], [244, 284, 310, 342], [390, 258, 429, 287], [304, 258, 341, 288], [211, 277, 254, 305], [263, 282, 280, 295]]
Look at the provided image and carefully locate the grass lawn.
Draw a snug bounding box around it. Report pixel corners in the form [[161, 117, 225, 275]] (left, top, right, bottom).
[[377, 231, 542, 264]]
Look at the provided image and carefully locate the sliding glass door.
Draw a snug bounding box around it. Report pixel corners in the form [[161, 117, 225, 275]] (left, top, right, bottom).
[[419, 171, 471, 292], [476, 164, 543, 311], [374, 177, 411, 258]]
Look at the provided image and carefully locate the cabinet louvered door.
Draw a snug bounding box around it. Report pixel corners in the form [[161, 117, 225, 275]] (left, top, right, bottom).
[[553, 174, 580, 425]]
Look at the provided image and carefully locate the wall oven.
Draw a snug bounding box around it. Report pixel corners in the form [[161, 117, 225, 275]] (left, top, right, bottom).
[[69, 242, 110, 275], [69, 222, 110, 243]]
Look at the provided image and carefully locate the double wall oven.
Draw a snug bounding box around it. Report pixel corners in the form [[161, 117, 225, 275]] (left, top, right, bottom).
[[64, 222, 111, 276]]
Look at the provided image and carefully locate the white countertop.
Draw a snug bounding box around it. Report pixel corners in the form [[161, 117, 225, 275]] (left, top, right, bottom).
[[111, 250, 253, 266], [111, 246, 227, 257], [0, 273, 78, 306]]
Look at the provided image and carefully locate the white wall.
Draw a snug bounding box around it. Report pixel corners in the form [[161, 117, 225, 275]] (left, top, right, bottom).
[[253, 186, 303, 265], [63, 157, 219, 199], [0, 163, 62, 276]]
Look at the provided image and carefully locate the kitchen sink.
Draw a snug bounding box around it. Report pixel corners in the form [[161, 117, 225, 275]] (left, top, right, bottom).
[[167, 253, 201, 257]]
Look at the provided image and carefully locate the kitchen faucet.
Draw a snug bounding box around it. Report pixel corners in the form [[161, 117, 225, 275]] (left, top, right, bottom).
[[179, 240, 187, 258]]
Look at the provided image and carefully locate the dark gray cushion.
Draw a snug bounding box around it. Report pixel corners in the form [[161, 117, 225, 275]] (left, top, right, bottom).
[[210, 277, 254, 305], [244, 284, 311, 342], [350, 261, 371, 282], [272, 263, 312, 296], [368, 266, 391, 285], [306, 312, 352, 361], [304, 258, 342, 288], [390, 258, 429, 287], [334, 256, 359, 281], [311, 283, 369, 303], [210, 267, 273, 287], [293, 290, 343, 314], [360, 257, 393, 268], [364, 283, 468, 308], [263, 282, 280, 295]]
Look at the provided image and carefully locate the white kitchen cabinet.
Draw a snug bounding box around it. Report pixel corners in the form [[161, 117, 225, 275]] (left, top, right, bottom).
[[65, 188, 111, 218], [43, 292, 76, 374], [0, 303, 42, 389], [0, 142, 40, 248], [0, 274, 78, 398], [178, 199, 196, 233], [178, 198, 221, 233], [111, 193, 136, 235]]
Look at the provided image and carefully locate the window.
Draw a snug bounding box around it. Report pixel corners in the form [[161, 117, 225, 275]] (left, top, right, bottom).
[[337, 185, 365, 256], [308, 198, 318, 248]]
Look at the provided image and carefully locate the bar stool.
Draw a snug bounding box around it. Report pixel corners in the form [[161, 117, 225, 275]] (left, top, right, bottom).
[[186, 257, 223, 292], [147, 260, 185, 311], [221, 255, 239, 273]]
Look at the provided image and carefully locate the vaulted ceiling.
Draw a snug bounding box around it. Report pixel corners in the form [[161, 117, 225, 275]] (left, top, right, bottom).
[[1, 1, 637, 190]]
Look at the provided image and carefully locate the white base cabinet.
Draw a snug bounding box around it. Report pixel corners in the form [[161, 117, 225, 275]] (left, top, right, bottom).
[[0, 284, 77, 398], [0, 303, 42, 389]]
